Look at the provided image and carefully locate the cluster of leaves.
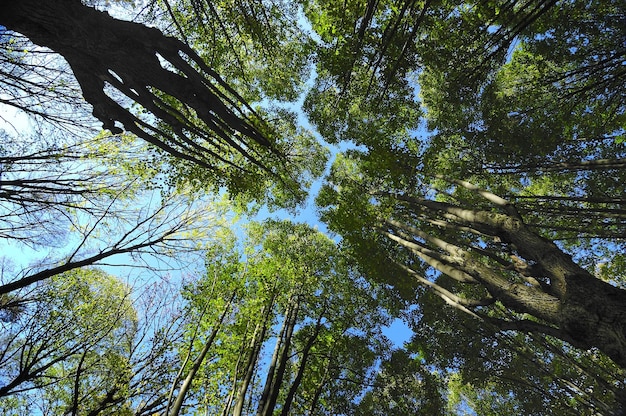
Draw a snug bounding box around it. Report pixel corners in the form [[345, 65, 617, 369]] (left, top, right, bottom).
[[1, 0, 626, 414], [171, 220, 427, 415]]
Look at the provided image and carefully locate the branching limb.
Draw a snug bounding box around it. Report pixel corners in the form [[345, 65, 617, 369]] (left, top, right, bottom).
[[394, 261, 494, 320]]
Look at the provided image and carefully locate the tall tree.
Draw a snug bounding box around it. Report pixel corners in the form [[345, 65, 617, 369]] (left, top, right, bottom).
[[308, 0, 626, 412], [0, 268, 185, 415], [175, 220, 396, 415], [318, 153, 626, 373], [0, 0, 327, 208]]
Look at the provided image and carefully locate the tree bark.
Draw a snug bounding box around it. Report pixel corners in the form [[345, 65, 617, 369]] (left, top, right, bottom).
[[383, 195, 626, 368], [0, 0, 273, 170], [493, 211, 626, 367], [262, 293, 300, 416], [257, 292, 300, 416], [280, 311, 325, 416], [233, 298, 274, 416]]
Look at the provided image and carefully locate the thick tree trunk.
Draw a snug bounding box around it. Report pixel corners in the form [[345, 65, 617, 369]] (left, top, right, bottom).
[[559, 273, 626, 367], [384, 195, 626, 368], [499, 214, 626, 367], [0, 0, 272, 169]]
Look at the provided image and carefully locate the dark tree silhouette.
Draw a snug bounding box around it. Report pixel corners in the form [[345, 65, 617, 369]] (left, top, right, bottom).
[[0, 0, 275, 172]]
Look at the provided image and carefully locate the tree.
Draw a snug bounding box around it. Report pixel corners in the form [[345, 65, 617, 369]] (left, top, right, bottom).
[[1, 269, 132, 414], [307, 0, 626, 412], [0, 175, 227, 296], [0, 131, 153, 247], [0, 0, 327, 208], [0, 0, 310, 299], [0, 0, 269, 157], [0, 267, 198, 416], [172, 220, 397, 415], [318, 152, 626, 407], [0, 133, 233, 414]]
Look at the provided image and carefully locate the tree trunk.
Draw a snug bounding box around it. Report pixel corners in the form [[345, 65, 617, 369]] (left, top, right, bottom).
[[221, 347, 243, 416], [499, 214, 626, 367], [262, 294, 300, 416], [257, 293, 300, 416], [233, 298, 274, 416], [307, 359, 331, 416], [69, 349, 88, 416], [280, 311, 325, 416], [167, 293, 235, 416], [256, 306, 290, 415], [0, 0, 272, 169], [559, 273, 626, 367], [384, 195, 626, 368]]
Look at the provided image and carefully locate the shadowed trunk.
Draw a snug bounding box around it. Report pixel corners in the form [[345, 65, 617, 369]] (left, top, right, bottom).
[[280, 308, 325, 416], [490, 209, 626, 367], [257, 292, 300, 416], [233, 298, 274, 416], [380, 193, 626, 369], [0, 0, 275, 171]]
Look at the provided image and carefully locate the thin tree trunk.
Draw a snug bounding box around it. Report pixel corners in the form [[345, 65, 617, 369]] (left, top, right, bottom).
[[260, 293, 300, 416], [307, 359, 331, 416], [233, 296, 275, 416], [69, 349, 88, 416], [280, 309, 326, 416], [256, 304, 291, 415], [221, 344, 244, 416], [167, 293, 236, 416]]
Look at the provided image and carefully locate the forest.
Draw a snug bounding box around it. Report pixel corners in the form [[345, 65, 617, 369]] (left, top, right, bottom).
[[0, 0, 625, 414]]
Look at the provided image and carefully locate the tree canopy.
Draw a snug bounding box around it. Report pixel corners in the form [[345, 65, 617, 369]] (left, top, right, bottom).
[[1, 0, 625, 414]]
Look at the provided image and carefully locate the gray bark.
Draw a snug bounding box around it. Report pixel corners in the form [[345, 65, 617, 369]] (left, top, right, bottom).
[[383, 196, 626, 368]]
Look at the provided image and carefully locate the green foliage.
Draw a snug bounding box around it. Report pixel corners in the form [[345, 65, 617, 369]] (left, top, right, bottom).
[[356, 349, 446, 415], [309, 0, 626, 413], [0, 269, 137, 414], [406, 288, 626, 415], [162, 0, 313, 103], [144, 0, 328, 210], [177, 220, 398, 415], [3, 0, 626, 413]]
